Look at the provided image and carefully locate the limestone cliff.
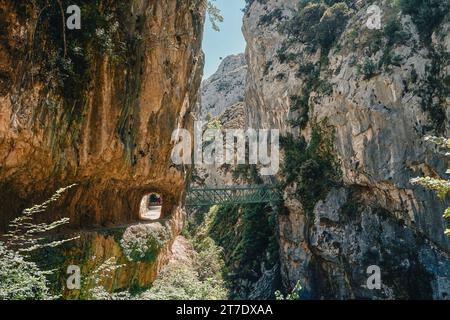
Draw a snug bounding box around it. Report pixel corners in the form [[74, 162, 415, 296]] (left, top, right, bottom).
[[0, 0, 204, 229], [192, 101, 246, 186], [244, 0, 450, 299], [199, 53, 247, 120], [193, 53, 247, 186], [0, 0, 205, 295]]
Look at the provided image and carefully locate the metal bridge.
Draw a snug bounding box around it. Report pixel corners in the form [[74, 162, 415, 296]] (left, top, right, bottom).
[[185, 185, 281, 207]]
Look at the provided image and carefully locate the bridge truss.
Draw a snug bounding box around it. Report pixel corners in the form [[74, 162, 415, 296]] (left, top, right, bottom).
[[186, 185, 281, 207]]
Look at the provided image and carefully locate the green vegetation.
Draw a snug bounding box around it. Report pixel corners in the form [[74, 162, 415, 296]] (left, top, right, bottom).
[[378, 17, 410, 71], [209, 204, 278, 298], [289, 94, 310, 129], [206, 0, 224, 32], [289, 62, 332, 129], [5, 185, 78, 253], [410, 68, 418, 83], [78, 219, 229, 300], [281, 122, 341, 215], [415, 51, 449, 132], [274, 1, 348, 129], [336, 3, 447, 132], [259, 8, 284, 26], [0, 243, 53, 300], [185, 204, 279, 299], [276, 43, 300, 64], [15, 1, 145, 162], [32, 1, 129, 110], [351, 15, 411, 76], [383, 18, 410, 46], [232, 164, 264, 184], [120, 224, 171, 262], [142, 211, 228, 300], [80, 257, 131, 300], [195, 0, 224, 32], [280, 1, 352, 54], [192, 230, 226, 284], [275, 281, 302, 300], [243, 0, 269, 15], [411, 136, 450, 236], [395, 0, 450, 40], [0, 188, 276, 300], [0, 185, 77, 300], [357, 58, 377, 79], [141, 262, 227, 300]]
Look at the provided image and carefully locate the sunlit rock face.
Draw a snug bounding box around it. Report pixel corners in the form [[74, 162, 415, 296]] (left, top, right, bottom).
[[0, 0, 205, 230], [244, 0, 450, 299], [199, 53, 247, 120], [192, 101, 246, 186], [192, 53, 247, 187]]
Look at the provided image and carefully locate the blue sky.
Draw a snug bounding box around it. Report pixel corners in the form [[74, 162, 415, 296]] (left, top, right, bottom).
[[202, 0, 246, 79]]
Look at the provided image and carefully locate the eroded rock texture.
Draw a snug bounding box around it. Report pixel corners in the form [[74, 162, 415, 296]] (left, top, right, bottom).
[[0, 0, 205, 230], [199, 53, 247, 120], [36, 206, 185, 298], [244, 0, 450, 299], [193, 53, 247, 186]]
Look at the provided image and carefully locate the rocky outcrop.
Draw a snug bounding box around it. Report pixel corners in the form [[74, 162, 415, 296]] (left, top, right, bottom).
[[199, 53, 247, 120], [34, 200, 186, 298], [192, 101, 246, 186], [193, 53, 247, 186], [244, 0, 450, 299], [0, 0, 205, 230]]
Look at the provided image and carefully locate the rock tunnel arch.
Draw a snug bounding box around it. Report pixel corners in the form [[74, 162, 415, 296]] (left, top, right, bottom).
[[139, 192, 163, 220], [138, 189, 175, 221]]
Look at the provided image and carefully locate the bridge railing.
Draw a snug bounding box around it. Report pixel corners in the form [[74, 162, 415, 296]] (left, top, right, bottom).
[[186, 185, 281, 207]]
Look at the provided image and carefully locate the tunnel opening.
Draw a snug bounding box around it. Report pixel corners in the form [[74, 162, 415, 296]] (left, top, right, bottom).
[[139, 193, 163, 221]]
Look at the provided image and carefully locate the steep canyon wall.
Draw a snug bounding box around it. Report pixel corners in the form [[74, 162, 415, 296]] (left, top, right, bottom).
[[243, 0, 450, 299], [0, 0, 204, 229]]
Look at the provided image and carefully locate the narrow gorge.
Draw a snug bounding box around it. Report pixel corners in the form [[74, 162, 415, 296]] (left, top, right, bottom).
[[0, 0, 449, 301]]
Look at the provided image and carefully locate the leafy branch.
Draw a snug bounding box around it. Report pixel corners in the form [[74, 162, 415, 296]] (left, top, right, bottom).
[[195, 0, 224, 32], [82, 257, 129, 300], [207, 0, 224, 32], [411, 136, 450, 236], [1, 184, 80, 299], [275, 281, 302, 300], [5, 184, 79, 253]]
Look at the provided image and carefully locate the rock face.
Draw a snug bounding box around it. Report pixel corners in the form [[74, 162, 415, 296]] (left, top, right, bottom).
[[0, 0, 205, 230], [193, 55, 281, 300], [193, 53, 247, 186], [199, 53, 247, 120], [243, 0, 450, 299], [33, 203, 185, 298], [192, 101, 246, 186]]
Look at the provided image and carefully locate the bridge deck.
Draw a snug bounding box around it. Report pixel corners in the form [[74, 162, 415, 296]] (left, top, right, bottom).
[[186, 185, 281, 207]]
